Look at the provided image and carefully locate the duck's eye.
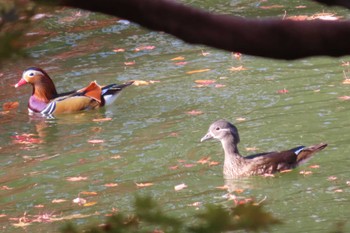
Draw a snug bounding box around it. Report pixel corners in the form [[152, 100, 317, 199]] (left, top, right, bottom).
[[215, 127, 220, 131], [29, 72, 34, 77]]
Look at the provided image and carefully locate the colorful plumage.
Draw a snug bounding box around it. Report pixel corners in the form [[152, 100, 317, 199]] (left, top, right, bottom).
[[201, 120, 327, 178], [15, 67, 133, 116]]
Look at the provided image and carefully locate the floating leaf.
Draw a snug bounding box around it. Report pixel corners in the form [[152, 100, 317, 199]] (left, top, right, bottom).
[[245, 147, 259, 152], [197, 156, 211, 164], [215, 84, 226, 88], [186, 69, 210, 74], [334, 189, 343, 193], [174, 61, 187, 65], [104, 183, 118, 187], [308, 164, 320, 169], [113, 48, 125, 52], [342, 79, 350, 84], [338, 96, 350, 100], [228, 65, 247, 71], [80, 191, 98, 196], [135, 45, 155, 52], [216, 185, 229, 190], [136, 182, 154, 188], [88, 139, 104, 144], [186, 110, 203, 116], [34, 205, 44, 208], [52, 199, 67, 203], [277, 88, 289, 94], [236, 117, 246, 122], [111, 155, 121, 159], [183, 163, 195, 168], [169, 165, 179, 170], [66, 176, 88, 182], [201, 50, 210, 56], [188, 202, 202, 207], [327, 176, 338, 181], [124, 61, 135, 66], [171, 56, 185, 61], [280, 169, 293, 173], [12, 134, 42, 144], [84, 202, 97, 207], [92, 117, 112, 122], [209, 161, 220, 166], [299, 170, 313, 175], [0, 214, 7, 218], [3, 101, 19, 111], [194, 80, 216, 85], [174, 183, 187, 191], [0, 185, 12, 190]]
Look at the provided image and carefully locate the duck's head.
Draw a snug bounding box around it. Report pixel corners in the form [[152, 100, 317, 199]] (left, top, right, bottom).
[[15, 67, 58, 99], [200, 119, 240, 144], [15, 67, 53, 88]]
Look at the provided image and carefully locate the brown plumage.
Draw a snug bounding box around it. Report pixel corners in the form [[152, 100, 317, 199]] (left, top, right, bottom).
[[201, 120, 327, 178], [15, 67, 134, 116]]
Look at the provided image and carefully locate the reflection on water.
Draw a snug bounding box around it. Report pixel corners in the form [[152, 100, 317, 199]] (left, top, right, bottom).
[[1, 1, 350, 232]]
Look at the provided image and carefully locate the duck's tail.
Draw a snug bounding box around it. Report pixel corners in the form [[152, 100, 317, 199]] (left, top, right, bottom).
[[102, 81, 134, 105], [295, 143, 328, 165]]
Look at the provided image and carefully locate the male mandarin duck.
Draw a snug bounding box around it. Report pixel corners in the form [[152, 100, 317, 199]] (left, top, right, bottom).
[[201, 120, 327, 178], [15, 67, 134, 115]]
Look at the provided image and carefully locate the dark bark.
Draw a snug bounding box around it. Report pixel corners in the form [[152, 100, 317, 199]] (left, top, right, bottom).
[[312, 0, 350, 9], [51, 0, 350, 60]]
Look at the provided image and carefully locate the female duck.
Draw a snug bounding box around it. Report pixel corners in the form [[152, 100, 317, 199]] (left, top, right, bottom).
[[201, 120, 327, 178], [15, 67, 133, 116]]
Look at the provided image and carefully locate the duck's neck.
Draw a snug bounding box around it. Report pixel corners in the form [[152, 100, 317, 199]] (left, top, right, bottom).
[[221, 136, 246, 178], [32, 81, 58, 103]]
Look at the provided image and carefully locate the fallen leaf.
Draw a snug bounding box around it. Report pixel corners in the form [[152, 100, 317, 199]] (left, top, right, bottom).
[[88, 139, 104, 144], [34, 205, 44, 208], [188, 202, 202, 207], [174, 61, 188, 66], [245, 147, 259, 152], [92, 118, 112, 122], [111, 155, 121, 159], [334, 189, 343, 193], [308, 164, 320, 169], [215, 84, 226, 88], [124, 61, 135, 66], [228, 66, 247, 71], [66, 176, 88, 182], [183, 163, 195, 168], [113, 48, 125, 52], [171, 56, 185, 61], [186, 69, 210, 74], [342, 79, 350, 84], [52, 199, 67, 203], [341, 61, 350, 66], [262, 173, 275, 178], [338, 96, 350, 100], [12, 134, 43, 144], [174, 183, 187, 191], [327, 176, 338, 181], [260, 5, 284, 9], [277, 88, 289, 94], [195, 80, 216, 85], [0, 214, 7, 218], [104, 183, 118, 187], [135, 45, 155, 52], [234, 189, 245, 194], [136, 182, 153, 188], [169, 165, 179, 170], [80, 191, 98, 196], [201, 50, 210, 56], [0, 185, 12, 190], [209, 161, 220, 166], [84, 202, 97, 207], [3, 102, 19, 111], [186, 110, 203, 116], [299, 170, 313, 175], [132, 80, 150, 86], [197, 156, 211, 164], [236, 117, 246, 122], [280, 169, 293, 173]]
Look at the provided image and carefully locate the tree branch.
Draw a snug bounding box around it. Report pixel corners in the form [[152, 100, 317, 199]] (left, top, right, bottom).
[[51, 0, 350, 60]]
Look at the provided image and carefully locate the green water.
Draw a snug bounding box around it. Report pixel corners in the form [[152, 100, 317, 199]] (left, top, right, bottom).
[[1, 1, 350, 232]]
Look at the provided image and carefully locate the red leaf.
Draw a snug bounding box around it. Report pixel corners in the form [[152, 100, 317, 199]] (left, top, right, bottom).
[[3, 102, 19, 111], [277, 88, 289, 94]]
